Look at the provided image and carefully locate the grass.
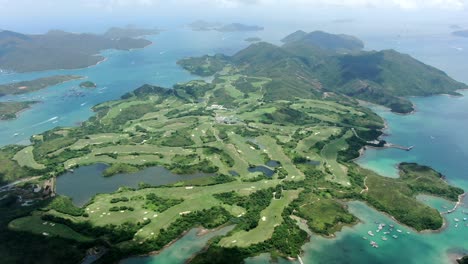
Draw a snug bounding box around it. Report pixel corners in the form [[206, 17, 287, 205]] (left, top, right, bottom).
[[13, 146, 46, 170], [50, 180, 280, 241], [296, 195, 357, 235], [8, 214, 92, 242], [321, 130, 352, 185], [219, 189, 300, 247]]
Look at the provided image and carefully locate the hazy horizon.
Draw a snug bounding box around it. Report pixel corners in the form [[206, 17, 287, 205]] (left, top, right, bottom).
[[1, 0, 467, 34]]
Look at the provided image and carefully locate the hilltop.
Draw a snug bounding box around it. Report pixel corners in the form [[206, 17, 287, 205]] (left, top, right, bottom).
[[180, 31, 467, 113]]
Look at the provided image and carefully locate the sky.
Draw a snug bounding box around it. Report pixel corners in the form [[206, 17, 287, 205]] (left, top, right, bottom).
[[0, 0, 467, 33]]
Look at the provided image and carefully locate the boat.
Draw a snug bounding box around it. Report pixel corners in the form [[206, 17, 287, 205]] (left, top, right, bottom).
[[13, 133, 19, 137], [454, 218, 460, 222], [362, 236, 368, 240], [382, 236, 388, 241], [397, 229, 402, 233], [392, 235, 398, 239], [384, 231, 390, 235], [455, 223, 459, 228], [463, 218, 467, 221], [370, 241, 379, 248], [368, 231, 375, 236], [389, 224, 394, 228]]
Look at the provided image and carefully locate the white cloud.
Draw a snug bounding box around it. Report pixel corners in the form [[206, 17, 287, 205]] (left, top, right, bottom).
[[204, 0, 468, 10]]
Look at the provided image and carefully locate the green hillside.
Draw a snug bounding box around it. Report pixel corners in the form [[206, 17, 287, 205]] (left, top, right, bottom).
[[179, 31, 467, 113]]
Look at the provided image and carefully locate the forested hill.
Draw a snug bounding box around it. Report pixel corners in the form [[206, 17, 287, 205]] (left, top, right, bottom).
[[179, 31, 467, 113], [0, 29, 152, 72], [281, 30, 364, 53]]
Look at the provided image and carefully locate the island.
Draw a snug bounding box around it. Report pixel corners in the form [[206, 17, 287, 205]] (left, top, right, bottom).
[[0, 75, 82, 96], [103, 25, 160, 39], [0, 28, 154, 72], [79, 81, 97, 89], [216, 23, 264, 32], [187, 21, 263, 32], [245, 37, 262, 42], [188, 20, 223, 31], [453, 30, 468, 37], [0, 101, 37, 120], [0, 30, 465, 264]]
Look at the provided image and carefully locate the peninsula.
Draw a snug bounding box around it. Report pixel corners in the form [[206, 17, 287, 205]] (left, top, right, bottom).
[[0, 30, 465, 264], [0, 101, 36, 120], [0, 75, 82, 96], [0, 28, 155, 72]]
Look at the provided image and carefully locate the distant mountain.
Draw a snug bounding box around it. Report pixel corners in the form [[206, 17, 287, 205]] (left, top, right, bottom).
[[103, 26, 160, 39], [216, 23, 264, 32], [0, 29, 153, 72], [179, 31, 467, 113], [187, 21, 263, 32], [282, 30, 364, 53], [188, 20, 223, 31], [453, 30, 468, 37]]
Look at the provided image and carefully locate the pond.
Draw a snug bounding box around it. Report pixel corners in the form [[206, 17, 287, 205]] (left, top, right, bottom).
[[248, 165, 275, 178], [56, 163, 211, 206], [265, 160, 281, 168]]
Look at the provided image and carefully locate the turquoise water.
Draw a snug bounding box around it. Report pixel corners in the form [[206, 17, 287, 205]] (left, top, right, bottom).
[[121, 226, 235, 264], [302, 91, 468, 264], [1, 24, 468, 263], [55, 163, 212, 206], [0, 29, 262, 146]]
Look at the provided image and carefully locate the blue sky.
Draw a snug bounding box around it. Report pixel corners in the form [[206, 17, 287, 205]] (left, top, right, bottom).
[[0, 0, 467, 33]]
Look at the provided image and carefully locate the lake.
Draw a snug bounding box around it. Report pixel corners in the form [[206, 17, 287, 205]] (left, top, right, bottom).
[[56, 163, 211, 206]]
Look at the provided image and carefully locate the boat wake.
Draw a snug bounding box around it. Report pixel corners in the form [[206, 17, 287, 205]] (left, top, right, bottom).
[[31, 116, 59, 127]]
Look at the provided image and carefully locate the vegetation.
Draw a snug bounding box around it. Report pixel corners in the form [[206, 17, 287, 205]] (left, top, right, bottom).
[[0, 75, 82, 96], [0, 29, 152, 72], [0, 30, 465, 263], [102, 163, 140, 177], [0, 101, 37, 120], [79, 81, 97, 88], [180, 31, 467, 113]]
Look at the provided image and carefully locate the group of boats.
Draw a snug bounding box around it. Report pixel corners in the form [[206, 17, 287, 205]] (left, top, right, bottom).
[[363, 222, 409, 248], [453, 217, 468, 228]]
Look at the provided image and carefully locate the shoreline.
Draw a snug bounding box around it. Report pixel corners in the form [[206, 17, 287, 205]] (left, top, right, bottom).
[[122, 225, 227, 262], [5, 39, 153, 74]]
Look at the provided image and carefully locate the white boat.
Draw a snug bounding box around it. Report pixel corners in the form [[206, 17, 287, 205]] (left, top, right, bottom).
[[382, 236, 388, 241], [454, 218, 460, 222], [392, 235, 398, 239], [368, 231, 375, 236], [397, 229, 402, 233]]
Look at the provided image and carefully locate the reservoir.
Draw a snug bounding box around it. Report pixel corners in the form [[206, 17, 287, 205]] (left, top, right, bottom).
[[56, 163, 211, 206]]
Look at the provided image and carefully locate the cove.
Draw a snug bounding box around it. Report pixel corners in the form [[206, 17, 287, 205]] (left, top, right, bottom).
[[301, 91, 468, 264], [56, 163, 211, 207], [121, 226, 235, 264]]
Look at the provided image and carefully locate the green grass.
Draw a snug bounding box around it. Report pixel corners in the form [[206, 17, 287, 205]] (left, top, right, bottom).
[[219, 189, 300, 247], [321, 130, 352, 185], [296, 195, 357, 235], [9, 214, 92, 242], [13, 146, 46, 170], [0, 101, 36, 120]]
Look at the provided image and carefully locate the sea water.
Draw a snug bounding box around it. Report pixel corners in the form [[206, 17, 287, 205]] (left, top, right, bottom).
[[1, 24, 468, 263]]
